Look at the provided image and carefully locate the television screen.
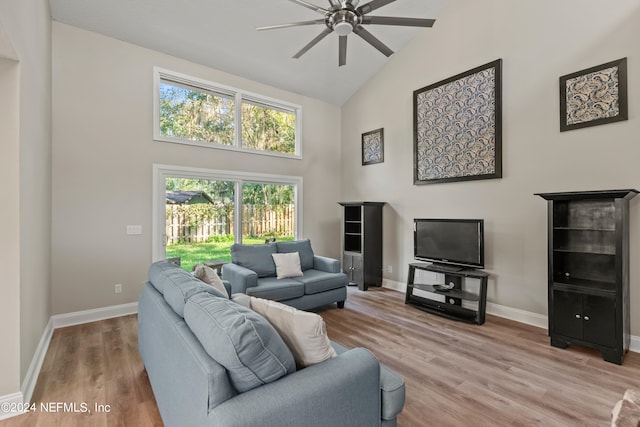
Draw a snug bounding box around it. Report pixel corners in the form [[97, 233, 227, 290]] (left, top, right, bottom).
[[414, 219, 484, 269]]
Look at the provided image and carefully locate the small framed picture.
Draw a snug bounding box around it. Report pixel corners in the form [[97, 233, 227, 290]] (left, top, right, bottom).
[[362, 128, 384, 165], [560, 58, 627, 132]]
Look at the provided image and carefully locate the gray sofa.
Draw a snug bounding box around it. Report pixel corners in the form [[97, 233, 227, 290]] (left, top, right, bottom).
[[138, 260, 405, 427], [222, 239, 348, 310]]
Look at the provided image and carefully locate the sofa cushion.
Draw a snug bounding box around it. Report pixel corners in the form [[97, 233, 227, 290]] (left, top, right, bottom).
[[231, 243, 277, 278], [272, 252, 303, 279], [149, 261, 226, 317], [231, 293, 251, 308], [248, 277, 305, 301], [297, 269, 348, 295], [149, 260, 188, 295], [184, 292, 296, 393], [194, 264, 229, 298], [276, 239, 314, 271], [250, 297, 337, 368]]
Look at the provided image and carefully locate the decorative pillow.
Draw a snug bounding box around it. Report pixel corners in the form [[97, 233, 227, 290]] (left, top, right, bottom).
[[276, 239, 314, 271], [250, 297, 337, 368], [271, 252, 303, 279], [184, 293, 296, 393], [194, 264, 229, 298]]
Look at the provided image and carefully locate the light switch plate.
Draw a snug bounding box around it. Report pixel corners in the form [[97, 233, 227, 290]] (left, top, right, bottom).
[[126, 225, 142, 235]]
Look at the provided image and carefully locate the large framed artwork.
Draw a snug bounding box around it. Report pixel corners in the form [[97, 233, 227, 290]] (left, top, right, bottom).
[[413, 59, 502, 185], [560, 57, 627, 132], [362, 128, 384, 165]]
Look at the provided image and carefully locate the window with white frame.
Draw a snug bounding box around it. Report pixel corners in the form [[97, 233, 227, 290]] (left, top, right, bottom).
[[152, 164, 303, 265], [154, 68, 302, 158]]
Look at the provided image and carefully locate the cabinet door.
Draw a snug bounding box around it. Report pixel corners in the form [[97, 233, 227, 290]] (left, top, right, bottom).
[[583, 295, 616, 348], [552, 290, 583, 339], [351, 254, 363, 285], [342, 254, 353, 280], [342, 254, 363, 285]]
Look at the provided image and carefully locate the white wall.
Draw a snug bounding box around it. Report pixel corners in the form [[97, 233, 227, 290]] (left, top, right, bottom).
[[341, 0, 640, 331], [0, 48, 20, 399], [51, 23, 342, 315], [0, 0, 52, 395]]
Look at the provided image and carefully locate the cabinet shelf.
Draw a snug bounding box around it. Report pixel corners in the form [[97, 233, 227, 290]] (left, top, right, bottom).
[[410, 283, 480, 301], [554, 227, 615, 232], [553, 280, 616, 296], [553, 248, 615, 256]]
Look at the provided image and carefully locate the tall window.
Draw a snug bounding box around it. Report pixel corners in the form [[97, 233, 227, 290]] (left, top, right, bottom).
[[154, 68, 302, 158], [153, 165, 302, 270]]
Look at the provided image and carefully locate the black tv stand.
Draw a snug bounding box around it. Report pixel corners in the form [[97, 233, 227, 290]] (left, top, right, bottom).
[[427, 263, 465, 273], [405, 262, 488, 325]]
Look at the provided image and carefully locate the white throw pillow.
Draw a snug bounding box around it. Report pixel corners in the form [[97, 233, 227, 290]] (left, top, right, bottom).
[[194, 264, 229, 298], [271, 252, 303, 279], [250, 297, 337, 368]]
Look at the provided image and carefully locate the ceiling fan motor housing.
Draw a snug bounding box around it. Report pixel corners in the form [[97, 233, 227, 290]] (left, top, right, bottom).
[[327, 7, 361, 36]]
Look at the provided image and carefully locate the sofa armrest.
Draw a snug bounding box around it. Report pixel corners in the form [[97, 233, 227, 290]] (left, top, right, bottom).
[[222, 263, 257, 294], [210, 348, 381, 427], [313, 255, 341, 273]]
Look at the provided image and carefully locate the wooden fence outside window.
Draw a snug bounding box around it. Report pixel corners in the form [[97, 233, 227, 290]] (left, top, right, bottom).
[[165, 204, 295, 244]]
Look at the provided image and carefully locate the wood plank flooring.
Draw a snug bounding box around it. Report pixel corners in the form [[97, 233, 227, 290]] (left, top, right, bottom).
[[2, 287, 638, 426]]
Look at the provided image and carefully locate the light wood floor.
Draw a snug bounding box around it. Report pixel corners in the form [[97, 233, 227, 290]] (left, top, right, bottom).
[[2, 287, 638, 426]]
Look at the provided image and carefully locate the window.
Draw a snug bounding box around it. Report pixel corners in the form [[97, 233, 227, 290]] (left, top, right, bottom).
[[154, 68, 302, 158], [153, 165, 303, 269]]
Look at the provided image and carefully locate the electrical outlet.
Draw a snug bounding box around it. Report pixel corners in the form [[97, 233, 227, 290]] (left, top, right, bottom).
[[387, 265, 393, 273], [115, 284, 122, 294]]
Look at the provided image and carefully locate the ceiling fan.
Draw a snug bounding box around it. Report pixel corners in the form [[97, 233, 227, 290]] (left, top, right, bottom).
[[257, 0, 436, 66]]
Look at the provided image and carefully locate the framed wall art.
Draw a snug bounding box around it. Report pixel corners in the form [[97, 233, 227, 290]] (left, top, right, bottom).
[[362, 128, 384, 165], [413, 59, 502, 185], [560, 57, 627, 132]]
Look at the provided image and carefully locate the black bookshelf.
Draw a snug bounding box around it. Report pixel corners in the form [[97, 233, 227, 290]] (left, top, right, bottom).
[[536, 189, 638, 364]]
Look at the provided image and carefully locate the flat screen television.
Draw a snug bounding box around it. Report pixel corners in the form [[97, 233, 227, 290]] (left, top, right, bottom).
[[414, 218, 484, 270]]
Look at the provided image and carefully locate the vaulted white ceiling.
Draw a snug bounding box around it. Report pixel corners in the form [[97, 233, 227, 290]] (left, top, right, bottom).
[[49, 0, 449, 105]]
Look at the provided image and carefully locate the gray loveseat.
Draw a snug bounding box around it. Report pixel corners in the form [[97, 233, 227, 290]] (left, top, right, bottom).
[[138, 260, 405, 427], [222, 239, 348, 310]]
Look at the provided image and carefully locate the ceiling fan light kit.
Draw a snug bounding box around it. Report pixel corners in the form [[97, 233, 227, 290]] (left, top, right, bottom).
[[257, 0, 436, 66]]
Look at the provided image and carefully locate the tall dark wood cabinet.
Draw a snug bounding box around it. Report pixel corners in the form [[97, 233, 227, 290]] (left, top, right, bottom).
[[536, 189, 638, 364], [338, 202, 384, 291]]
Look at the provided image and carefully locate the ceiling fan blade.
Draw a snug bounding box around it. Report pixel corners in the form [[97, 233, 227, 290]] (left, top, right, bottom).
[[289, 0, 330, 14], [357, 0, 396, 15], [293, 27, 333, 58], [353, 25, 393, 57], [257, 19, 326, 31], [328, 0, 341, 7], [339, 35, 347, 66], [361, 16, 436, 27]]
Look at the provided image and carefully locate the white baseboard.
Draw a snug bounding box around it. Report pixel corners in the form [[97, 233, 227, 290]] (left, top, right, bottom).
[[381, 278, 406, 292], [51, 302, 138, 329], [0, 392, 24, 420], [382, 280, 639, 353], [485, 302, 548, 329], [21, 318, 53, 404]]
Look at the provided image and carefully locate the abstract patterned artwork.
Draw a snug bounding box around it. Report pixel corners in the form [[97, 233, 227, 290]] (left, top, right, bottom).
[[560, 58, 627, 132], [362, 128, 384, 165], [413, 59, 502, 184]]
